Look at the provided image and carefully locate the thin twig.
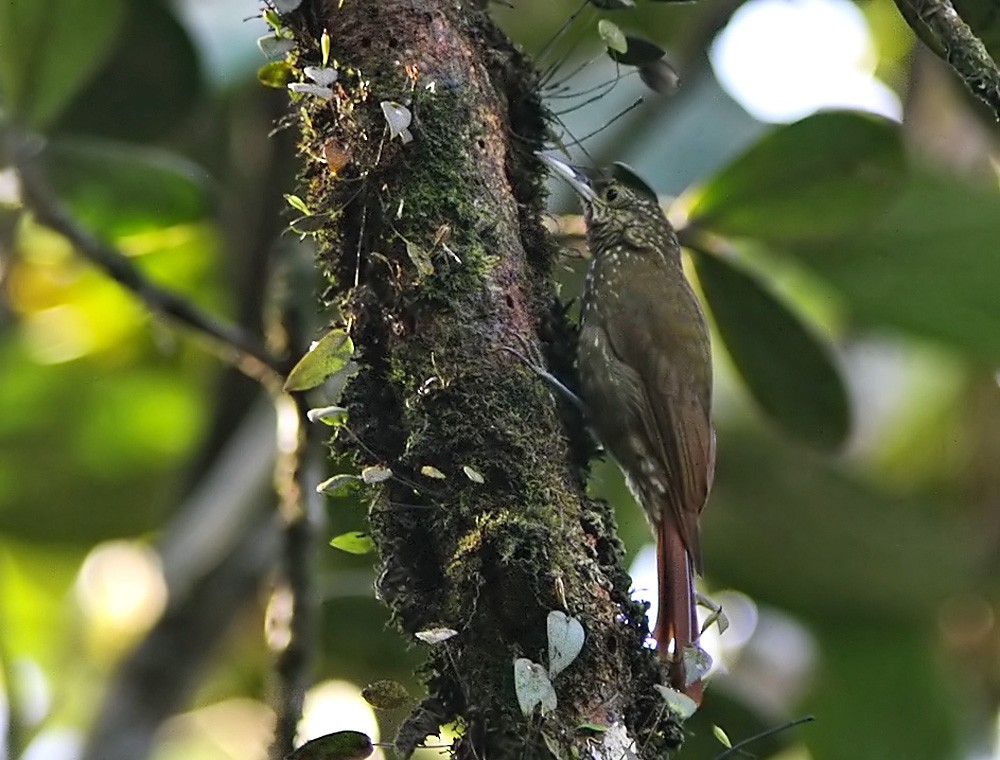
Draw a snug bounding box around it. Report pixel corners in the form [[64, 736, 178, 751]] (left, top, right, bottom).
[[895, 0, 1000, 119], [712, 715, 816, 760], [13, 154, 286, 385], [269, 395, 323, 760]]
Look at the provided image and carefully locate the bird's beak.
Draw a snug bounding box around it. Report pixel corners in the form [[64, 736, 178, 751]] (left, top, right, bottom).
[[537, 152, 597, 204]]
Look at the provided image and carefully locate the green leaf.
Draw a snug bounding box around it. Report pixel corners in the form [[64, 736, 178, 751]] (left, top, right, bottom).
[[712, 725, 733, 749], [691, 248, 850, 450], [361, 679, 411, 710], [287, 731, 374, 760], [420, 465, 447, 479], [404, 240, 434, 277], [784, 171, 1000, 364], [284, 329, 355, 392], [0, 0, 125, 127], [258, 60, 293, 88], [607, 36, 665, 66], [46, 138, 210, 238], [316, 474, 359, 497], [685, 111, 905, 242], [597, 20, 627, 54], [330, 531, 375, 555], [284, 193, 311, 215], [54, 1, 201, 142]]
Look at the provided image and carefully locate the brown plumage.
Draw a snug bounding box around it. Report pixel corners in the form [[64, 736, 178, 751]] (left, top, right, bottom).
[[541, 155, 715, 702]]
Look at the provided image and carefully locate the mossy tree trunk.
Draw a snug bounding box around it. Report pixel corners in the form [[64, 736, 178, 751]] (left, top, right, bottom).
[[285, 1, 680, 757]]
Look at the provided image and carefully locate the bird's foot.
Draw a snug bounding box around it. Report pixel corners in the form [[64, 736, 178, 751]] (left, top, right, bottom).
[[499, 333, 587, 414], [696, 592, 728, 637]]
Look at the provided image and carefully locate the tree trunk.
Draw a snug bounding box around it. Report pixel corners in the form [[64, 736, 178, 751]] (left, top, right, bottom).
[[286, 1, 681, 757]]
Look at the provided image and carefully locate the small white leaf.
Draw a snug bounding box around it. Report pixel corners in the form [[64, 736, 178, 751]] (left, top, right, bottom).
[[513, 658, 557, 717], [288, 82, 333, 99], [380, 101, 412, 140], [307, 405, 348, 425], [415, 628, 458, 644], [304, 66, 338, 86], [683, 644, 713, 686], [546, 611, 585, 678], [258, 35, 294, 58], [361, 466, 393, 484], [462, 466, 484, 484], [652, 684, 698, 719], [598, 724, 637, 760]]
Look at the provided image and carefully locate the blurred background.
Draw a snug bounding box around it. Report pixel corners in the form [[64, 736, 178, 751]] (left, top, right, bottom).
[[1, 0, 999, 759]]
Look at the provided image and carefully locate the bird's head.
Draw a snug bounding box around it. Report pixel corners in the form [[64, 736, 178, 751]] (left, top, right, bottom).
[[538, 153, 670, 245]]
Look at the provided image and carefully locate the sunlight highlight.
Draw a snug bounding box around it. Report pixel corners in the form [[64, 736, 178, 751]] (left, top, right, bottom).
[[710, 0, 901, 123]]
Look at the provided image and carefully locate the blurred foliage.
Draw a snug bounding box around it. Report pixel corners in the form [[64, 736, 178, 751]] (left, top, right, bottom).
[[1, 1, 1000, 760]]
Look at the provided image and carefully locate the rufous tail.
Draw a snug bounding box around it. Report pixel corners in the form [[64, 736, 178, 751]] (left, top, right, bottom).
[[653, 517, 702, 704]]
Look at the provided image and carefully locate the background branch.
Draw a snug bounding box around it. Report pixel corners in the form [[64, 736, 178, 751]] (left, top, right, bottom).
[[894, 0, 1000, 118], [11, 144, 286, 384]]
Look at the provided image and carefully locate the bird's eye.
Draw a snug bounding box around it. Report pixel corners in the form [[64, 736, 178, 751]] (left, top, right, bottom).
[[605, 187, 619, 202]]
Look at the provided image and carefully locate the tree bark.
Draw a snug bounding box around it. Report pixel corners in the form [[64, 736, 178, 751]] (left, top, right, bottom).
[[285, 1, 680, 757]]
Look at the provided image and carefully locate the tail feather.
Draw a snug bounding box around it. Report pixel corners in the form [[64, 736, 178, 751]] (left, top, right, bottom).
[[654, 517, 702, 704]]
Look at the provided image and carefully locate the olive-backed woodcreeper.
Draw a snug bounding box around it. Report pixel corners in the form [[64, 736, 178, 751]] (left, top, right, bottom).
[[541, 154, 715, 703]]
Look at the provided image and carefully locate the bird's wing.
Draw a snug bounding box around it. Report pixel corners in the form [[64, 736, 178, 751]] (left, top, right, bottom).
[[601, 292, 713, 571]]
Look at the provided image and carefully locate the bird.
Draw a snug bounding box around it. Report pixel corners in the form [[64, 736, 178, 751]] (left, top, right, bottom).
[[540, 153, 715, 703]]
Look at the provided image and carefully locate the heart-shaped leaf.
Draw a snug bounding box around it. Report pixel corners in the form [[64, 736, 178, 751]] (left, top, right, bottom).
[[381, 100, 413, 143], [287, 731, 374, 760], [607, 36, 665, 66], [598, 20, 627, 54], [639, 58, 680, 95], [284, 328, 356, 392], [547, 610, 585, 678], [691, 247, 850, 450], [653, 684, 698, 719], [330, 531, 375, 555], [259, 60, 293, 88], [514, 658, 558, 716], [304, 66, 338, 86], [682, 644, 713, 685], [684, 111, 905, 242], [361, 679, 411, 710]]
